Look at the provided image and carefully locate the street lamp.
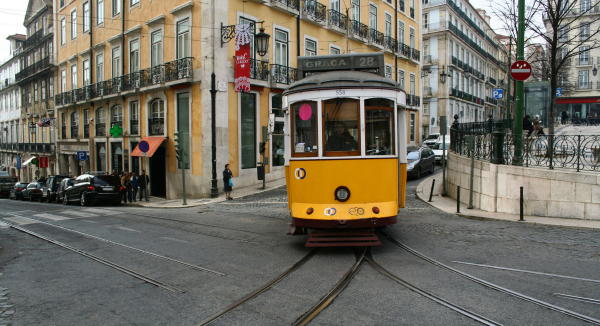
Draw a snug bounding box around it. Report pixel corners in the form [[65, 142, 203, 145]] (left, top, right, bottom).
[[440, 65, 448, 84], [593, 65, 598, 76]]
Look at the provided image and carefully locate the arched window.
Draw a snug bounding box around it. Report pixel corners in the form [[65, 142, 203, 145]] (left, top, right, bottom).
[[95, 107, 105, 136], [70, 111, 79, 139], [149, 99, 164, 135], [110, 104, 122, 127]]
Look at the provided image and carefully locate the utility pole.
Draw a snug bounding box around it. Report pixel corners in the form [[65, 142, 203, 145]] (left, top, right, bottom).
[[506, 35, 512, 121], [513, 0, 525, 165]]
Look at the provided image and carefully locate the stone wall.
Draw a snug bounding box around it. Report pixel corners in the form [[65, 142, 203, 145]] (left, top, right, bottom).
[[447, 152, 600, 220]]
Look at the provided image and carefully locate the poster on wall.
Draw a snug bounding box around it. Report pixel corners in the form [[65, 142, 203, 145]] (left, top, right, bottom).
[[234, 23, 252, 93]]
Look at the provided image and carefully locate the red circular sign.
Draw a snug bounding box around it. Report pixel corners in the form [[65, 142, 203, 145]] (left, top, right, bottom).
[[510, 61, 532, 81]]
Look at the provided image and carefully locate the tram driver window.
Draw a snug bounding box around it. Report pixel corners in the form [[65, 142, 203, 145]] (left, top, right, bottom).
[[365, 98, 395, 156], [291, 101, 318, 157], [324, 98, 360, 156]]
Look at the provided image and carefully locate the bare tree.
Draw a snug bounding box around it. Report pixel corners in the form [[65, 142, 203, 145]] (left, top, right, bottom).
[[529, 0, 600, 134]]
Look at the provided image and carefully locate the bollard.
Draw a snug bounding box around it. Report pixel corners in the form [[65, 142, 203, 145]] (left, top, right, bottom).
[[428, 179, 436, 202], [519, 186, 524, 221], [456, 185, 461, 213]]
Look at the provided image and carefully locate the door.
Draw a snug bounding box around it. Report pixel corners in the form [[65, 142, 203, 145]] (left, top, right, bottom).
[[149, 146, 166, 197]]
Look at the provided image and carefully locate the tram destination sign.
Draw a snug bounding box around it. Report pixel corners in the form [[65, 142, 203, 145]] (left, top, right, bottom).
[[298, 53, 385, 78]]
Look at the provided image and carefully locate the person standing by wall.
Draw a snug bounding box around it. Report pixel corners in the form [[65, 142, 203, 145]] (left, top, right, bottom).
[[120, 172, 130, 204], [223, 164, 233, 200], [130, 172, 139, 202], [138, 170, 150, 202]]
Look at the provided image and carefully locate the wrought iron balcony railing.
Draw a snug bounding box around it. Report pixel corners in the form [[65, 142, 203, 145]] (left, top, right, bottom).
[[270, 64, 298, 85], [411, 48, 421, 61], [273, 0, 300, 11], [327, 9, 348, 30], [149, 118, 165, 136], [368, 28, 385, 46], [407, 95, 421, 106], [302, 0, 326, 22], [578, 81, 593, 89], [349, 20, 369, 39], [250, 58, 269, 81], [383, 36, 397, 52], [16, 56, 52, 81], [488, 77, 497, 85], [23, 30, 45, 49]]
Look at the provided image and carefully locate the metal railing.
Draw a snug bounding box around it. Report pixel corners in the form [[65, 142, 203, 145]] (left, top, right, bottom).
[[250, 58, 270, 81], [54, 57, 193, 106], [369, 28, 385, 46], [148, 118, 164, 136], [407, 94, 420, 106], [11, 143, 54, 153], [270, 64, 298, 85], [16, 56, 52, 81], [349, 20, 369, 39], [578, 81, 593, 89], [302, 0, 326, 22], [327, 9, 348, 30], [451, 127, 600, 172], [23, 30, 46, 49], [273, 0, 300, 10]]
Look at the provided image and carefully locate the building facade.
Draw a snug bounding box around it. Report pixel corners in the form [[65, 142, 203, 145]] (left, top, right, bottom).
[[16, 0, 57, 182], [421, 0, 507, 134], [53, 0, 422, 199], [0, 35, 25, 177]]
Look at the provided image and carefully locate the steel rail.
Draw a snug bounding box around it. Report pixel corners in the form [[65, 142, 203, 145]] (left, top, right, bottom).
[[8, 223, 184, 293], [292, 248, 367, 326], [196, 249, 318, 326], [30, 219, 225, 276], [554, 293, 600, 305], [367, 256, 503, 326], [380, 231, 600, 325]]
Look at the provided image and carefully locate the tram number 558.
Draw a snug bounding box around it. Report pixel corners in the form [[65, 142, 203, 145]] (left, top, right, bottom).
[[335, 89, 346, 95]]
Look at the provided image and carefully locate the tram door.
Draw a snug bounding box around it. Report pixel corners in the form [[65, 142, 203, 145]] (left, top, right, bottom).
[[397, 107, 408, 208]]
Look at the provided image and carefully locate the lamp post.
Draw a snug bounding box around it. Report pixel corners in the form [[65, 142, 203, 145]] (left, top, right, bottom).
[[439, 65, 448, 196]]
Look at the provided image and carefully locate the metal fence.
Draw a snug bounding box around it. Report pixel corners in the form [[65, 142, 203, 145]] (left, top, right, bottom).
[[451, 126, 600, 172]]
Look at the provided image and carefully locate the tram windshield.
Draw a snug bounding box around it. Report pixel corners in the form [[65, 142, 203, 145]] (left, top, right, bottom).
[[291, 101, 318, 156], [324, 98, 360, 155]]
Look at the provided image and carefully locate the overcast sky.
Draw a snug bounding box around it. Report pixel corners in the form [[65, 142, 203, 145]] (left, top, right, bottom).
[[0, 0, 504, 64]]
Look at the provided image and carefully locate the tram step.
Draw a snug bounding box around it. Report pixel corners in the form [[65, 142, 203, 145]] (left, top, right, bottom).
[[306, 230, 382, 247]]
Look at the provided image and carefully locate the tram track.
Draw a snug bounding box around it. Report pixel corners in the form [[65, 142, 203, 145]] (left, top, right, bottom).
[[380, 230, 600, 326]]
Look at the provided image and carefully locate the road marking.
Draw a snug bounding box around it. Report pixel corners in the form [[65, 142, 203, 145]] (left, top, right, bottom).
[[59, 211, 97, 218], [34, 213, 71, 221], [114, 226, 140, 233], [82, 208, 120, 216], [3, 216, 38, 225], [160, 236, 189, 244], [554, 293, 600, 305], [452, 261, 600, 284]]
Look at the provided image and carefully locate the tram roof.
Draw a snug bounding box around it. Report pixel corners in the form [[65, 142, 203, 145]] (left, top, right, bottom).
[[283, 71, 400, 95]]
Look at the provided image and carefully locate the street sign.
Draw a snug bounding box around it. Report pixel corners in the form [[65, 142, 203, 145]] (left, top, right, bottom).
[[510, 61, 532, 81], [76, 151, 88, 161], [556, 88, 563, 97], [138, 140, 150, 153], [493, 88, 504, 99]]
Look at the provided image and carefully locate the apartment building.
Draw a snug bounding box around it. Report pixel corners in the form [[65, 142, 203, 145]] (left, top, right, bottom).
[[422, 0, 507, 134], [16, 0, 56, 182], [53, 0, 421, 199], [0, 35, 25, 177], [550, 3, 600, 120]]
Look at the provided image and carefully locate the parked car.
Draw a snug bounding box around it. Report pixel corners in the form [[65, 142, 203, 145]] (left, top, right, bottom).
[[9, 182, 29, 200], [431, 139, 451, 163], [424, 133, 441, 147], [22, 180, 45, 202], [63, 173, 122, 206], [0, 175, 18, 197], [407, 147, 436, 179], [41, 175, 70, 203], [55, 178, 74, 204]]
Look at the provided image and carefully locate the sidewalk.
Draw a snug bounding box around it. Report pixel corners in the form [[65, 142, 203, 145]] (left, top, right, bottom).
[[127, 177, 286, 208], [416, 173, 600, 230]]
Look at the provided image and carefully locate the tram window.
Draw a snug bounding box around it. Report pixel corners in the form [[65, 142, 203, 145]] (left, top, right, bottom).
[[365, 98, 395, 156], [291, 101, 318, 157], [324, 98, 360, 156]]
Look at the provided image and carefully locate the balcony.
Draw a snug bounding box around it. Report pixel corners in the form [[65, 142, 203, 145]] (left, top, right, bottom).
[[578, 81, 593, 90], [54, 58, 193, 107], [148, 118, 165, 136], [16, 56, 52, 82], [488, 77, 497, 85], [486, 96, 498, 105], [96, 123, 106, 137], [407, 95, 420, 106], [250, 58, 269, 81], [327, 9, 348, 31], [17, 143, 54, 154], [349, 20, 369, 39], [383, 36, 397, 52], [272, 0, 300, 12], [411, 48, 421, 61], [302, 0, 326, 23], [270, 64, 298, 85], [398, 43, 411, 58], [368, 28, 385, 47], [23, 30, 46, 49]]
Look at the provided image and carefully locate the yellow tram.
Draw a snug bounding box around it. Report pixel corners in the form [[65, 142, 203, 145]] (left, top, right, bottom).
[[282, 53, 408, 246]]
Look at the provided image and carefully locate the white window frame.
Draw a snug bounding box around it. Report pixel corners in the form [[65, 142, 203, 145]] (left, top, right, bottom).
[[83, 59, 90, 85], [129, 38, 140, 72], [329, 44, 341, 55], [60, 18, 66, 45], [150, 29, 163, 67], [71, 9, 77, 40], [96, 52, 104, 82], [176, 17, 191, 59], [273, 25, 290, 67], [83, 1, 90, 32], [71, 64, 78, 90], [304, 36, 318, 56], [97, 0, 104, 25], [112, 0, 121, 16], [112, 46, 121, 78]]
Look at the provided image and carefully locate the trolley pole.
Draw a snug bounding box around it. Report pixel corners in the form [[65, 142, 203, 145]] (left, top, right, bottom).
[[513, 0, 526, 166]]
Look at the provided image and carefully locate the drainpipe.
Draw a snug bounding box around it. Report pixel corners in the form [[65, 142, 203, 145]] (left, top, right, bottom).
[[210, 0, 218, 198], [394, 0, 398, 82]]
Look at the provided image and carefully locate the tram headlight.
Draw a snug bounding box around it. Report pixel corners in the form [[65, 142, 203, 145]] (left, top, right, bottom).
[[334, 186, 350, 202]]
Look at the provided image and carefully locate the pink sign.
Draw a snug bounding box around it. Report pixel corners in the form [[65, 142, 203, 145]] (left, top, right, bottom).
[[299, 104, 313, 120]]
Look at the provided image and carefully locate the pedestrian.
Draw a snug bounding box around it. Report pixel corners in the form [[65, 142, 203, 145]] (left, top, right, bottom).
[[523, 115, 534, 137], [130, 172, 139, 202], [223, 163, 233, 200], [139, 170, 150, 202], [120, 172, 130, 203], [533, 115, 544, 136]]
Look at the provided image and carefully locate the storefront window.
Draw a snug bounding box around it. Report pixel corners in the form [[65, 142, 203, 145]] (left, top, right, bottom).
[[96, 143, 106, 172], [365, 98, 395, 156], [111, 142, 122, 173], [291, 101, 318, 156], [324, 98, 359, 156]]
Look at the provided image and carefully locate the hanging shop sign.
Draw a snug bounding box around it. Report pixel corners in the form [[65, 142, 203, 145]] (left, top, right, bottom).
[[234, 23, 252, 93]]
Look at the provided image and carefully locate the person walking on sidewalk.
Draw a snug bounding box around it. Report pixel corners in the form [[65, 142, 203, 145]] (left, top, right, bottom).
[[139, 170, 150, 202], [120, 172, 131, 203], [223, 164, 234, 200], [130, 172, 139, 202]]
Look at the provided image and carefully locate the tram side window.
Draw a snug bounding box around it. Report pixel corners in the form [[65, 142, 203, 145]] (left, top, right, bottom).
[[324, 98, 360, 156], [291, 101, 318, 156], [365, 98, 395, 156]]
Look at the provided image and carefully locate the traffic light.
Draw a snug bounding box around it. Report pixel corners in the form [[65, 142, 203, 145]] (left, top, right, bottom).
[[259, 141, 266, 154]]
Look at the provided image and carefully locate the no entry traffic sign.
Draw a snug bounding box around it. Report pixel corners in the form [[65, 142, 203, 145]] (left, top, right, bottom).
[[510, 61, 532, 81], [138, 140, 150, 153]]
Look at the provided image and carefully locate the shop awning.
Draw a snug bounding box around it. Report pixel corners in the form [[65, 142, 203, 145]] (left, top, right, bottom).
[[555, 97, 600, 104], [131, 137, 167, 157], [22, 156, 36, 167]]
